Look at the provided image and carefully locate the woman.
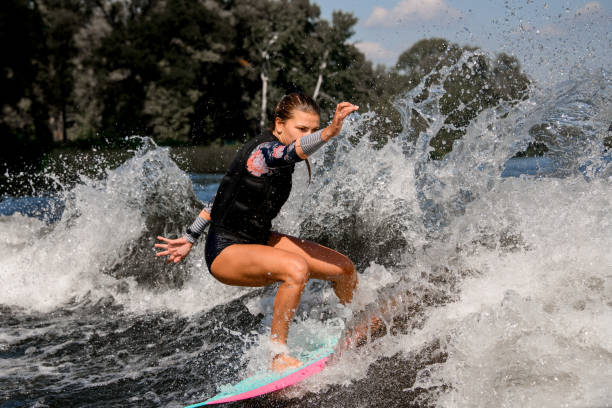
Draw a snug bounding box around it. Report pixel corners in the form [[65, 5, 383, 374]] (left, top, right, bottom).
[[155, 93, 359, 372]]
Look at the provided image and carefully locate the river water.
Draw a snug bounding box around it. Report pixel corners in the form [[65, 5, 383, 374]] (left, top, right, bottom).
[[1, 68, 611, 407]]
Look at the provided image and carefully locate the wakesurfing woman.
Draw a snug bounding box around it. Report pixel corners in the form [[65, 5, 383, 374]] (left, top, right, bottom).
[[155, 93, 359, 372]]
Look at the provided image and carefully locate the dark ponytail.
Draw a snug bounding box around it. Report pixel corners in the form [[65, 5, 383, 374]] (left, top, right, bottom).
[[272, 93, 320, 184]]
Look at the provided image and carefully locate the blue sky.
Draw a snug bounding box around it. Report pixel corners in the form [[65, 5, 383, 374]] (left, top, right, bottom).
[[315, 0, 611, 82]]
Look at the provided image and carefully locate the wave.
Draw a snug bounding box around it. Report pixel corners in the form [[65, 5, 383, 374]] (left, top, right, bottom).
[[0, 66, 610, 406]]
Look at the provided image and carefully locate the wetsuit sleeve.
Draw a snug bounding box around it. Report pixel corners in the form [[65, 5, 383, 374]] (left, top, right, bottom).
[[184, 196, 214, 243], [246, 141, 302, 176], [298, 130, 325, 157]]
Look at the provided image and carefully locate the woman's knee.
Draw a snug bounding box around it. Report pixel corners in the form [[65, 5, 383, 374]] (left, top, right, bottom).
[[283, 257, 310, 288], [339, 256, 356, 281]]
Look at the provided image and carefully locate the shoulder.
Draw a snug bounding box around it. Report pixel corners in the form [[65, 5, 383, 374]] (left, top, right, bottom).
[[251, 140, 285, 157], [255, 140, 282, 150], [246, 142, 275, 177]]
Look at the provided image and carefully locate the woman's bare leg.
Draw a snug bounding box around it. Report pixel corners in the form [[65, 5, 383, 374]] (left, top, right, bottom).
[[209, 234, 357, 371], [209, 243, 309, 371], [269, 233, 381, 351], [268, 232, 358, 304]]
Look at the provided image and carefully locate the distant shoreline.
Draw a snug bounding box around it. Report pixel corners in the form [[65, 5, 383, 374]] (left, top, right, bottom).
[[167, 144, 241, 174], [0, 144, 240, 196], [45, 143, 241, 175]]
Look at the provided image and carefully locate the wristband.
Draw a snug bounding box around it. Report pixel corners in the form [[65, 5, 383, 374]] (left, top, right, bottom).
[[184, 216, 209, 243]]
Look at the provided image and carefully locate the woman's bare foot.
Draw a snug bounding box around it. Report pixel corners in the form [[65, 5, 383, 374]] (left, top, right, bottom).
[[270, 353, 303, 372]]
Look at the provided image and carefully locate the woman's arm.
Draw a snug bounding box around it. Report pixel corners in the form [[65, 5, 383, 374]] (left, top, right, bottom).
[[295, 102, 359, 158], [154, 198, 214, 263], [246, 141, 302, 176], [184, 198, 214, 243], [247, 102, 359, 176], [199, 207, 211, 221]]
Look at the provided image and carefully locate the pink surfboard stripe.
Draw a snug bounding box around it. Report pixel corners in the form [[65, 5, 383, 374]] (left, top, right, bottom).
[[206, 356, 330, 405]]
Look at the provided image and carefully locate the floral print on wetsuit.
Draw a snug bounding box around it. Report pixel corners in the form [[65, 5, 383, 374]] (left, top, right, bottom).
[[246, 141, 302, 177]]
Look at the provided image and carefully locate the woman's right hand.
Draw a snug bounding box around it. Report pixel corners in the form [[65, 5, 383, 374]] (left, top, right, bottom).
[[322, 102, 359, 141], [155, 236, 193, 263]]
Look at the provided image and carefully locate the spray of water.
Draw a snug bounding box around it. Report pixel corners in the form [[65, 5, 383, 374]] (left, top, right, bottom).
[[0, 59, 610, 406], [271, 64, 612, 406]]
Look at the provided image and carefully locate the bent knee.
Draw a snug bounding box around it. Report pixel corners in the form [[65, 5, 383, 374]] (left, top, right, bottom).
[[284, 257, 310, 287], [339, 257, 356, 280]]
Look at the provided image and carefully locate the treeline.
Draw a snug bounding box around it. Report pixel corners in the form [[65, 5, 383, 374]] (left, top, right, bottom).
[[1, 0, 531, 175]]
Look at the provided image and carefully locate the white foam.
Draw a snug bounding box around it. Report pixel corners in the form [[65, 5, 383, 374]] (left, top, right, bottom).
[[1, 65, 610, 408]]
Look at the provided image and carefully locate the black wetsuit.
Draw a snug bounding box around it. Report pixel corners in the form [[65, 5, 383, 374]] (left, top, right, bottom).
[[204, 130, 303, 270]]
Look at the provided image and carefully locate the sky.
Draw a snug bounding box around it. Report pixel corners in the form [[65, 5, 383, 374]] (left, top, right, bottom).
[[315, 0, 612, 82]]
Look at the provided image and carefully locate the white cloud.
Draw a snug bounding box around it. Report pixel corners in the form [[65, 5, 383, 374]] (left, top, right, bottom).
[[355, 41, 395, 60], [364, 0, 462, 27], [512, 2, 605, 38], [517, 2, 606, 38], [538, 23, 563, 36], [574, 1, 604, 18], [511, 21, 564, 37]]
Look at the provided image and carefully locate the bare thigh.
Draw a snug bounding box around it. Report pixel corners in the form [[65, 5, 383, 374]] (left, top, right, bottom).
[[267, 232, 354, 283], [209, 242, 309, 287], [208, 232, 354, 287]]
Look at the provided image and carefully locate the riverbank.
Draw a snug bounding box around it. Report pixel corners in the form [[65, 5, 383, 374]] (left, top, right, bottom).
[[0, 143, 240, 196], [167, 144, 240, 173], [44, 143, 240, 175]]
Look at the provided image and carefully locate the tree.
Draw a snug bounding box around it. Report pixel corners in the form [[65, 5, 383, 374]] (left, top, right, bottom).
[[230, 3, 378, 132], [228, 0, 320, 135], [0, 0, 50, 176], [68, 6, 111, 141], [90, 0, 234, 143], [306, 11, 374, 120], [365, 38, 530, 159], [39, 0, 95, 143], [428, 50, 530, 159]]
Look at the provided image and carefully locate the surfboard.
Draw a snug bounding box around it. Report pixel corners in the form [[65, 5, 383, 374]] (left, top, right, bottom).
[[185, 334, 339, 407]]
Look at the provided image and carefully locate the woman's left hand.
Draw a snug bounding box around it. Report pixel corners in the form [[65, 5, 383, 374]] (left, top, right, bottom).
[[155, 236, 193, 263], [322, 102, 359, 141]]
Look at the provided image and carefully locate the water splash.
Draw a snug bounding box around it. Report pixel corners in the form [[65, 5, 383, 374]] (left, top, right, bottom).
[[1, 66, 611, 406], [274, 68, 612, 406], [0, 138, 248, 313]]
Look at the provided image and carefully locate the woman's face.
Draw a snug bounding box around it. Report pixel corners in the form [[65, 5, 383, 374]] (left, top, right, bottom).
[[275, 109, 320, 144]]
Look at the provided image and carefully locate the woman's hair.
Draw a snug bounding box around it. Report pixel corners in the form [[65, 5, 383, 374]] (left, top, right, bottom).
[[272, 92, 320, 129], [272, 93, 320, 184]]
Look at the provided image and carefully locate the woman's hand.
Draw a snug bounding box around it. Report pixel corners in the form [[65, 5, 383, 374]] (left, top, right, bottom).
[[155, 236, 193, 264], [322, 102, 359, 141]]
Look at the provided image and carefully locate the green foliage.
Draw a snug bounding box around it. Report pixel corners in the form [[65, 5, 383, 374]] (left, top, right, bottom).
[[41, 0, 95, 142], [1, 0, 534, 178], [514, 142, 549, 157], [91, 0, 234, 142], [0, 0, 51, 172], [390, 38, 530, 159]]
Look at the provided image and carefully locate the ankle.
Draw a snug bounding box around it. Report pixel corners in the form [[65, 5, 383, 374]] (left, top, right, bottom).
[[269, 340, 289, 358]]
